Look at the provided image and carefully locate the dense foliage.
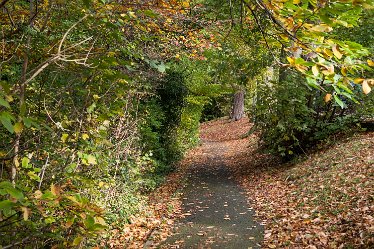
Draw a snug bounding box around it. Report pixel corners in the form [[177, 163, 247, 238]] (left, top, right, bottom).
[[249, 8, 374, 157], [0, 0, 218, 247], [0, 0, 373, 247]]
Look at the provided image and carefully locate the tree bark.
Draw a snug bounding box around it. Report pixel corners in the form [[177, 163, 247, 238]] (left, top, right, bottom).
[[230, 90, 245, 121]]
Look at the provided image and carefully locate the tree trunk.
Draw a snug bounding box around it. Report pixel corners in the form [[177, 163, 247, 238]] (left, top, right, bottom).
[[230, 90, 245, 121]]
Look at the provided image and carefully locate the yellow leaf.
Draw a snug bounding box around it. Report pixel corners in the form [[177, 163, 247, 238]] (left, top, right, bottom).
[[287, 57, 295, 65], [61, 134, 69, 143], [51, 184, 60, 196], [86, 155, 97, 165], [13, 122, 24, 134], [362, 80, 372, 94], [95, 216, 107, 226], [128, 11, 136, 18], [99, 181, 105, 187], [312, 65, 319, 76], [324, 93, 332, 102], [354, 78, 365, 84], [34, 190, 42, 199], [6, 95, 13, 102], [293, 0, 301, 4], [182, 1, 190, 8], [14, 158, 19, 167], [72, 236, 83, 246], [341, 67, 347, 76], [321, 64, 334, 75], [296, 65, 308, 72], [310, 24, 333, 32], [324, 48, 333, 58], [368, 60, 374, 67], [332, 45, 342, 59], [82, 133, 89, 140], [21, 207, 30, 221]]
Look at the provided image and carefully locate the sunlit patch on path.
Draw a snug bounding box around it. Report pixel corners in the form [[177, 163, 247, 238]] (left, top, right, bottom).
[[159, 140, 263, 248]]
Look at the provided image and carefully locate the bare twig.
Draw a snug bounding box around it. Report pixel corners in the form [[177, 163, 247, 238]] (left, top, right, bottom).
[[38, 153, 49, 189]]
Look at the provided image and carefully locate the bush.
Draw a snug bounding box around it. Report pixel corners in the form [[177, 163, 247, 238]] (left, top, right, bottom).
[[251, 68, 370, 158]]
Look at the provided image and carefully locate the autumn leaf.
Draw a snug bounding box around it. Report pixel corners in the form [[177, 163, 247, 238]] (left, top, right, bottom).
[[86, 155, 97, 165], [13, 122, 24, 134], [21, 206, 31, 220], [341, 67, 347, 76], [310, 24, 333, 32], [332, 45, 343, 59], [312, 65, 319, 76], [51, 184, 61, 197], [323, 48, 333, 58], [287, 57, 295, 65], [362, 80, 371, 94], [82, 133, 89, 140], [324, 93, 332, 102]]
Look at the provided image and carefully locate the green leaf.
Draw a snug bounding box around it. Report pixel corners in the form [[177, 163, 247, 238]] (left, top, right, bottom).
[[22, 157, 31, 168], [23, 117, 32, 128], [45, 217, 56, 224], [143, 10, 158, 18], [6, 187, 24, 200], [0, 181, 13, 189], [87, 103, 96, 113], [306, 77, 320, 90], [73, 236, 83, 246], [0, 114, 14, 133], [334, 94, 345, 109], [0, 181, 24, 200], [41, 191, 56, 200], [157, 63, 166, 73], [337, 82, 353, 94], [0, 200, 15, 210], [0, 97, 10, 109], [28, 171, 41, 182], [84, 215, 95, 229]]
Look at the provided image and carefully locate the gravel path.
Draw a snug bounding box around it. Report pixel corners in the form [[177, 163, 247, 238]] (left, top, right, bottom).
[[159, 141, 263, 249]]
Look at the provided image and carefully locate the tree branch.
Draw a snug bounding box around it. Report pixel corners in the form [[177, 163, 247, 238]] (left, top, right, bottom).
[[0, 0, 11, 9]]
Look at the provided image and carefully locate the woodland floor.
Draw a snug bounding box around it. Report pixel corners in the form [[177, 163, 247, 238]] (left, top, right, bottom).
[[111, 117, 373, 248]]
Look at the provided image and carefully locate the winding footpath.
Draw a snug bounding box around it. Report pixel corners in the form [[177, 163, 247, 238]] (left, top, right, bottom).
[[159, 140, 263, 248]]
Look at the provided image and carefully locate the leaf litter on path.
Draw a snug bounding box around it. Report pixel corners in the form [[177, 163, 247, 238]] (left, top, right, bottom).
[[111, 117, 373, 248]]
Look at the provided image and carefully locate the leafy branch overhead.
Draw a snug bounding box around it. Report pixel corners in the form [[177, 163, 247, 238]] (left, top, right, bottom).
[[243, 0, 373, 107]]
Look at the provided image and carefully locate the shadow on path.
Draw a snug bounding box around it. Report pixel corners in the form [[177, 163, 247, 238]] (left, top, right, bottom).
[[158, 141, 263, 249]]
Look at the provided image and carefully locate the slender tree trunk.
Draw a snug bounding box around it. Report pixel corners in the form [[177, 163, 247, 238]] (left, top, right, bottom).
[[230, 90, 245, 121], [12, 0, 33, 185]]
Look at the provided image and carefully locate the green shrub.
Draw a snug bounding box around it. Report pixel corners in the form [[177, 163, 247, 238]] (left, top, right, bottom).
[[251, 68, 370, 159]]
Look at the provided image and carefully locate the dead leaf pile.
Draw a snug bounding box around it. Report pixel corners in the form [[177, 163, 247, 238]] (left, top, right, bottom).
[[107, 117, 373, 248], [213, 117, 374, 248]]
